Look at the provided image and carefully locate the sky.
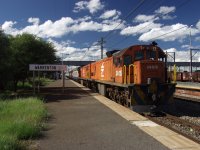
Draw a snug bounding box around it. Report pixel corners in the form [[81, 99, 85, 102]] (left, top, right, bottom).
[[0, 0, 200, 62]]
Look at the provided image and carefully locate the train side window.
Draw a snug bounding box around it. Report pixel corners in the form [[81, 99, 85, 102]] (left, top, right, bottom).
[[114, 57, 121, 66], [124, 55, 132, 66], [135, 51, 144, 61]]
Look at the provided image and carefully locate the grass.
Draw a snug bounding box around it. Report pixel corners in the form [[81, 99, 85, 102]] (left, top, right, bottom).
[[18, 77, 54, 89], [0, 97, 48, 150], [17, 82, 32, 89]]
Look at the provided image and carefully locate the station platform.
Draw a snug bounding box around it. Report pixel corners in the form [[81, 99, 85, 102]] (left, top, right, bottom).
[[38, 79, 200, 150], [175, 81, 200, 102]]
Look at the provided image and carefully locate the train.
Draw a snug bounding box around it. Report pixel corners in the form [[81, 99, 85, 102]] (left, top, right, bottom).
[[68, 42, 176, 111], [169, 71, 200, 82]]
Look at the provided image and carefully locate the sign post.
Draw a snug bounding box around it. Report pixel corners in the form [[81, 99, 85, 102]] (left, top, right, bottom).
[[29, 64, 67, 94], [33, 71, 35, 95]]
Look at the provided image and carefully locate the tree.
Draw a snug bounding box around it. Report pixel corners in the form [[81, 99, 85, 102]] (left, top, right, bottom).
[[0, 30, 12, 90], [10, 33, 57, 91]]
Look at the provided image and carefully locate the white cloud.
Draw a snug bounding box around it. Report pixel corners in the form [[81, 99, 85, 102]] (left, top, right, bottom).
[[181, 44, 190, 49], [76, 16, 92, 22], [195, 37, 200, 41], [139, 23, 200, 42], [47, 38, 105, 61], [162, 15, 176, 20], [155, 6, 176, 20], [196, 20, 200, 30], [2, 15, 125, 38], [70, 21, 102, 33], [165, 48, 176, 52], [165, 48, 200, 62], [121, 6, 177, 40], [155, 6, 176, 15], [100, 10, 121, 19], [2, 21, 16, 29], [101, 19, 125, 32], [1, 21, 19, 36], [120, 5, 199, 43], [134, 14, 157, 23], [28, 17, 40, 25], [73, 0, 104, 14], [120, 21, 161, 36], [88, 0, 104, 14], [48, 38, 77, 56], [73, 1, 88, 13], [133, 6, 176, 23], [139, 23, 189, 42]]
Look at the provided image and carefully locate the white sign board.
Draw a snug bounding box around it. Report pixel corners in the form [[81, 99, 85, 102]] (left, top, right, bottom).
[[29, 64, 67, 71]]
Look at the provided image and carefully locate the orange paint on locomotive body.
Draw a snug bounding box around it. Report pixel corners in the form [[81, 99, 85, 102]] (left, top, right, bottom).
[[80, 64, 91, 79], [91, 57, 114, 82], [134, 60, 165, 84]]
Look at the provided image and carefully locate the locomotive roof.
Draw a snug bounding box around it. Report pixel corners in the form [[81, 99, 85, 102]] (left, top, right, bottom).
[[113, 44, 165, 58]]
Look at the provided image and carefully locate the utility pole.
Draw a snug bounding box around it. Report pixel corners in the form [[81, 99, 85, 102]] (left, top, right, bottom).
[[61, 53, 69, 92], [99, 37, 106, 59], [189, 25, 193, 77], [61, 53, 65, 93], [166, 51, 176, 72]]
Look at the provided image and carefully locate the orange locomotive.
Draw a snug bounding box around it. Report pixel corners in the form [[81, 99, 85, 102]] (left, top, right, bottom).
[[71, 43, 176, 108]]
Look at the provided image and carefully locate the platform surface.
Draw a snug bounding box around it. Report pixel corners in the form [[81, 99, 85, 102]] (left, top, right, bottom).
[[38, 79, 200, 150], [176, 81, 200, 90]]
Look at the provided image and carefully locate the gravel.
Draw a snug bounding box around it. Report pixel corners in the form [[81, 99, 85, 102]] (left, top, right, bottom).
[[153, 116, 200, 142]]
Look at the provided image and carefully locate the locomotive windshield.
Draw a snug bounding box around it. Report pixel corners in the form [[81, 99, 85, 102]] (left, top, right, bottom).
[[135, 51, 144, 60], [146, 50, 156, 60], [124, 55, 132, 66]]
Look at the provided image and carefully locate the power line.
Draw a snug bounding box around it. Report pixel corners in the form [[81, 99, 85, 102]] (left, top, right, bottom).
[[150, 25, 188, 41], [107, 0, 166, 49], [80, 0, 146, 60], [103, 0, 146, 40], [108, 0, 190, 49], [79, 42, 99, 61], [105, 0, 165, 45]]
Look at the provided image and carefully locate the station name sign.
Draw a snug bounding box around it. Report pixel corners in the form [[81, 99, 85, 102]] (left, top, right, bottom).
[[29, 64, 66, 71]]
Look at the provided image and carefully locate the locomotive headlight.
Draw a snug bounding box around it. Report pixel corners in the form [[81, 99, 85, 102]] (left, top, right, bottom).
[[152, 94, 156, 101], [147, 78, 152, 85]]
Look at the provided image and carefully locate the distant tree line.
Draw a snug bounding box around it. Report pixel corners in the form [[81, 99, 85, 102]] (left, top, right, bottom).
[[0, 30, 58, 91]]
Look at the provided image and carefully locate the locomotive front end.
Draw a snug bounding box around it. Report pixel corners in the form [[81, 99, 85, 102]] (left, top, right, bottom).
[[129, 45, 176, 107]]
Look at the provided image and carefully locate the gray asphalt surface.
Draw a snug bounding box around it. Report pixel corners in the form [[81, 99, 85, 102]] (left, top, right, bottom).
[[38, 79, 169, 150]]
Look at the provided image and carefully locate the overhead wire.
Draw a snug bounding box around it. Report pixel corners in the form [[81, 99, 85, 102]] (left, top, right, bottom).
[[80, 0, 147, 61], [108, 0, 190, 49], [106, 0, 166, 49], [149, 25, 188, 41], [103, 0, 146, 40], [79, 42, 99, 61]]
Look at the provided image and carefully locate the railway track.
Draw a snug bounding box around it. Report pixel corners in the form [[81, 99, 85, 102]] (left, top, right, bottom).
[[142, 110, 200, 144]]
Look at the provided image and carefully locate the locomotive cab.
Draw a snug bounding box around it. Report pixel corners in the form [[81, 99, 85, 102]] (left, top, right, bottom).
[[112, 44, 175, 106], [133, 45, 166, 85], [113, 44, 166, 85]]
